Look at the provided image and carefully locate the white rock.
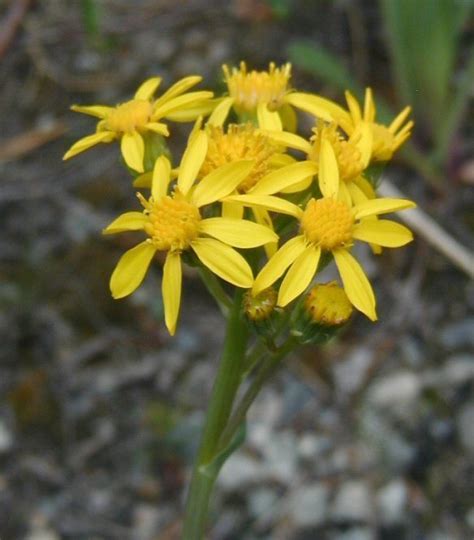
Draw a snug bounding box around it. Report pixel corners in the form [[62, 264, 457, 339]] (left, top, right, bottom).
[[218, 454, 265, 490], [334, 346, 373, 395], [248, 487, 278, 518], [25, 530, 60, 540], [377, 479, 408, 525], [298, 434, 331, 459], [369, 371, 421, 407], [331, 481, 373, 522], [287, 483, 329, 527], [262, 430, 298, 483]]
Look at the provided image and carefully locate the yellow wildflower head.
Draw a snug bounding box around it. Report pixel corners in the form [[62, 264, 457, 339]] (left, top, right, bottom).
[[345, 89, 414, 162], [223, 61, 291, 113], [200, 124, 277, 192], [103, 131, 279, 335], [308, 123, 368, 183], [63, 75, 214, 173], [304, 282, 353, 326]]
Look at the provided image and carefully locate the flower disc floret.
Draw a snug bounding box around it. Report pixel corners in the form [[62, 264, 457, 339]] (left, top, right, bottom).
[[223, 61, 291, 112], [301, 198, 354, 250], [142, 193, 201, 251], [201, 124, 276, 192], [105, 99, 153, 134]]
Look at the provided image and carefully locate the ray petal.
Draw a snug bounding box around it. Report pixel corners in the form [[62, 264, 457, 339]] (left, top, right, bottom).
[[162, 251, 182, 335], [110, 241, 156, 299], [278, 246, 321, 306]]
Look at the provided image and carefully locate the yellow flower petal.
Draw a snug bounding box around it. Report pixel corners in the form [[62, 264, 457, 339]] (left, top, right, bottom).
[[103, 212, 147, 235], [110, 241, 156, 299], [133, 171, 153, 189], [363, 88, 376, 122], [353, 122, 373, 167], [354, 198, 416, 220], [224, 194, 302, 218], [63, 131, 115, 160], [278, 246, 321, 306], [207, 97, 235, 127], [165, 100, 217, 122], [191, 238, 253, 288], [280, 175, 312, 194], [347, 181, 369, 205], [337, 181, 352, 206], [177, 130, 208, 195], [252, 206, 277, 257], [152, 155, 172, 200], [286, 92, 345, 125], [253, 235, 306, 295], [162, 251, 182, 336], [352, 219, 413, 247], [144, 122, 169, 136], [353, 176, 375, 199], [154, 91, 213, 119], [199, 218, 278, 248], [319, 138, 339, 198], [250, 160, 317, 196], [70, 104, 113, 118], [191, 160, 254, 208], [222, 201, 244, 219], [344, 90, 361, 124], [134, 77, 162, 100], [153, 75, 202, 108], [389, 106, 411, 134], [264, 130, 312, 153], [257, 103, 282, 131], [121, 131, 145, 172], [333, 248, 376, 321]]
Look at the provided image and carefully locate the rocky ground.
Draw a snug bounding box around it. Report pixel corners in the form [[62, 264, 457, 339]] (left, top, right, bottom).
[[0, 1, 473, 539]]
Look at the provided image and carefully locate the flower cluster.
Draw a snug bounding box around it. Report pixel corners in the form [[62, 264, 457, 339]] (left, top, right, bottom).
[[64, 62, 415, 335]]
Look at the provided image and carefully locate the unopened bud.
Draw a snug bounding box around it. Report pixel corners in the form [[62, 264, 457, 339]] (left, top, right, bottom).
[[291, 282, 353, 344], [243, 288, 280, 337]]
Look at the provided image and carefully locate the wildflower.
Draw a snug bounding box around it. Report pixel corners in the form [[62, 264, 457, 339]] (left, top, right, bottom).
[[343, 88, 414, 161], [243, 287, 277, 322], [238, 193, 415, 320], [103, 133, 278, 335], [209, 62, 334, 130], [63, 76, 214, 172]]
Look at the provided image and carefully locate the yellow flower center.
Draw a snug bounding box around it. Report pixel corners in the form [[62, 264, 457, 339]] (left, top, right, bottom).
[[223, 61, 291, 112], [308, 124, 364, 182], [305, 282, 353, 326], [142, 192, 201, 251], [300, 198, 354, 250], [106, 99, 152, 134], [370, 123, 396, 161], [200, 124, 276, 192]]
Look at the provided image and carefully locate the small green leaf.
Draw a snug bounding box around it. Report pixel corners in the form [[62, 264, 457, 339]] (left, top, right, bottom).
[[200, 422, 246, 479]]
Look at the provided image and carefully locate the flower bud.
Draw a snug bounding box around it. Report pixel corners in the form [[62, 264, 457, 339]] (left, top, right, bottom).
[[243, 288, 280, 337], [291, 281, 353, 344]]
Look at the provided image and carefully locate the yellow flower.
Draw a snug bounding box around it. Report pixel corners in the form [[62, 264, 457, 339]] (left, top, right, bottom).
[[63, 76, 214, 172], [238, 193, 415, 320], [343, 88, 414, 161], [260, 122, 374, 206], [304, 282, 353, 326], [208, 61, 334, 131], [103, 132, 278, 335]]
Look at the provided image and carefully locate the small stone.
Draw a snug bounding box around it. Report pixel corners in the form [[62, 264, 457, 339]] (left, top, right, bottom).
[[457, 402, 474, 452], [331, 481, 373, 523], [287, 483, 329, 527], [466, 507, 474, 529], [368, 371, 421, 407], [440, 318, 474, 349], [218, 453, 265, 491], [377, 479, 408, 525], [298, 433, 331, 459], [333, 527, 375, 540], [248, 487, 278, 518], [0, 420, 13, 453], [333, 346, 373, 395], [25, 530, 60, 540], [262, 430, 298, 483]]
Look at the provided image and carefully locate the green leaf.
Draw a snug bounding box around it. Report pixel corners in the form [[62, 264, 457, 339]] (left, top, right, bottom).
[[288, 41, 359, 93], [199, 422, 246, 479]]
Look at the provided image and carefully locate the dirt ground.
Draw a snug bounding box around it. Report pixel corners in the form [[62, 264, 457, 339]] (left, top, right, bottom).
[[0, 1, 473, 539]]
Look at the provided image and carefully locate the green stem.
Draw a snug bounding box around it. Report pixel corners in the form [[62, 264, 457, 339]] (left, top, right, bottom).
[[218, 338, 296, 452], [197, 267, 233, 315], [182, 290, 248, 540]]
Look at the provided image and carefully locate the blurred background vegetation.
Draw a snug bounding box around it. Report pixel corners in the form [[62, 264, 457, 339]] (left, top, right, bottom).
[[0, 1, 473, 539]]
